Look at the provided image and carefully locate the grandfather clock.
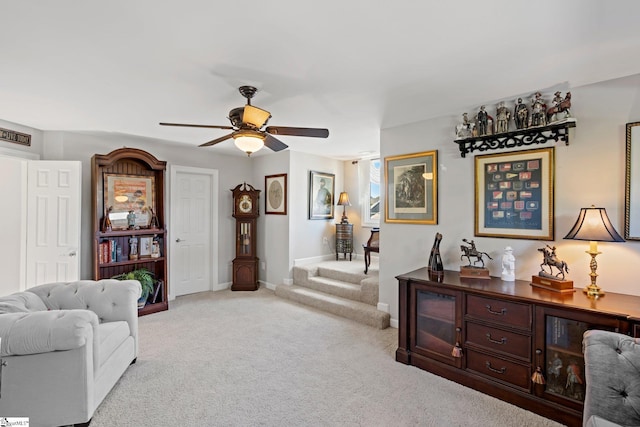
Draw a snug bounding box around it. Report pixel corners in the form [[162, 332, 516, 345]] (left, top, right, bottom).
[[231, 182, 261, 291]]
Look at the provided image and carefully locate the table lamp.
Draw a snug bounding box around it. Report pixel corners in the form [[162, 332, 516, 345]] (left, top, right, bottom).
[[564, 205, 625, 298], [336, 192, 351, 224]]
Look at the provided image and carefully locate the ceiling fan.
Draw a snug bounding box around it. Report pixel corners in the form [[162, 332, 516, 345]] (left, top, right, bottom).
[[160, 86, 329, 156]]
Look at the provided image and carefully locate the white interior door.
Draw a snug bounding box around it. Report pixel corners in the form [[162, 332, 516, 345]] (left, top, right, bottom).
[[170, 166, 218, 297], [26, 161, 81, 286]]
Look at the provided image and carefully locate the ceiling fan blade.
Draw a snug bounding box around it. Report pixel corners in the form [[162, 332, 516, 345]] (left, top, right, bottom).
[[160, 122, 234, 130], [199, 132, 235, 147], [264, 134, 288, 152], [242, 105, 271, 128], [266, 126, 329, 138]]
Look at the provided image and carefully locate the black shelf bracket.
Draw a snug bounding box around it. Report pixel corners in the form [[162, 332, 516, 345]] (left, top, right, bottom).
[[454, 119, 576, 158]]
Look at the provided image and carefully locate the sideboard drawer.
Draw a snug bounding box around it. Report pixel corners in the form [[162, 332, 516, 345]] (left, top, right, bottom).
[[466, 349, 531, 392], [465, 322, 531, 361], [466, 295, 532, 330]]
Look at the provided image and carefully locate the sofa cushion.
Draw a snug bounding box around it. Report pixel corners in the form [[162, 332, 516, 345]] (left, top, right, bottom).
[[97, 321, 130, 368], [0, 292, 47, 314]]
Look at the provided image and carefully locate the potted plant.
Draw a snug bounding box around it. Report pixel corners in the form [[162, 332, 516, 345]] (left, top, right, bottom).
[[112, 268, 156, 309]]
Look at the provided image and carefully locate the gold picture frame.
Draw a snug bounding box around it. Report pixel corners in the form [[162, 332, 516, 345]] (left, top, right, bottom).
[[384, 150, 438, 224], [474, 147, 554, 240], [265, 173, 287, 215], [104, 173, 155, 230]]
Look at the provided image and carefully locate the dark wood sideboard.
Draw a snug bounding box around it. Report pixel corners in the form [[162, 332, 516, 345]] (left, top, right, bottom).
[[396, 268, 640, 427]]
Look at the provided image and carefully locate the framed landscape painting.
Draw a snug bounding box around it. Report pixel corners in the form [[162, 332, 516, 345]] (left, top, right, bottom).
[[384, 150, 438, 224], [474, 147, 554, 240]]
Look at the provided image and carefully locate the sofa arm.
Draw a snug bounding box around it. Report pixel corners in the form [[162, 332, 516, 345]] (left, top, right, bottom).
[[0, 309, 98, 356]]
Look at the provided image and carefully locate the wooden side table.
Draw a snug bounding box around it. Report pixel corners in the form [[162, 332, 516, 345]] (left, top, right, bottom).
[[335, 223, 353, 261]]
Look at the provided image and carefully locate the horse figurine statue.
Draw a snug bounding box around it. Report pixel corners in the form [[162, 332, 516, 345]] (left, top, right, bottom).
[[538, 245, 569, 280], [460, 238, 493, 268], [546, 92, 572, 122]]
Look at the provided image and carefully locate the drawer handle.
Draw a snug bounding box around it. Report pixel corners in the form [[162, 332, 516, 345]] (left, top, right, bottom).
[[485, 333, 507, 345], [485, 361, 506, 374], [485, 305, 507, 316]]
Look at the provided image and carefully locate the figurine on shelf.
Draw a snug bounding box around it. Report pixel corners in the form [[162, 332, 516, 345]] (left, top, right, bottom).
[[148, 207, 160, 229], [530, 92, 547, 127], [513, 97, 529, 129], [547, 91, 572, 122], [127, 210, 136, 230], [537, 245, 569, 280], [501, 246, 515, 281], [151, 236, 160, 258], [129, 236, 139, 260], [495, 101, 510, 134], [102, 206, 113, 232], [476, 105, 491, 136], [455, 113, 474, 139]]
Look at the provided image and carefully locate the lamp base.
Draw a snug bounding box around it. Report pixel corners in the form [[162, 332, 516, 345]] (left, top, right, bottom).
[[583, 285, 604, 298]]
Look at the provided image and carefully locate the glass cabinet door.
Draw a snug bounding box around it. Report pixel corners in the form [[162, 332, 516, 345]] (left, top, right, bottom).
[[536, 307, 621, 409], [239, 222, 251, 255], [411, 284, 461, 367]]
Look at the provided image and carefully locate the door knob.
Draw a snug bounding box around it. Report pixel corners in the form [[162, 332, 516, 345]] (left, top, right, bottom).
[[176, 238, 186, 243], [69, 251, 77, 257]]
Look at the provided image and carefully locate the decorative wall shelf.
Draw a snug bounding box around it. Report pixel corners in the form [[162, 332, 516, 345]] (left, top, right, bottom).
[[454, 119, 576, 158]]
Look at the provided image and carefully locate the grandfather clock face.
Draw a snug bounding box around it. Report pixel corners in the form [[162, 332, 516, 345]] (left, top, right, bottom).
[[238, 194, 253, 214]]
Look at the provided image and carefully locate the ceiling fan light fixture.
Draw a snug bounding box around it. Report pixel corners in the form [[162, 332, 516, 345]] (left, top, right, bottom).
[[242, 105, 272, 129], [233, 131, 265, 156]]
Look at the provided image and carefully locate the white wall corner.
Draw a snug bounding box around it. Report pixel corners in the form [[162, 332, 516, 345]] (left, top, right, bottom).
[[213, 281, 231, 292]]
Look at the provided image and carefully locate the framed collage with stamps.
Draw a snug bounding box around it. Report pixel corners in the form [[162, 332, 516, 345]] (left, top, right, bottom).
[[474, 147, 554, 240]]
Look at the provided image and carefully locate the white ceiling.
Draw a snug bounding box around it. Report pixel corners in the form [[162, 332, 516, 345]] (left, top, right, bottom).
[[2, 1, 640, 160]]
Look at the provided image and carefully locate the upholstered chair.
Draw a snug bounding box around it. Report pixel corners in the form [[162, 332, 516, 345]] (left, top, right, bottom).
[[583, 330, 640, 427]]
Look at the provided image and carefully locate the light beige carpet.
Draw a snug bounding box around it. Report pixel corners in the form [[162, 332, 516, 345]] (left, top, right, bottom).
[[90, 288, 564, 427]]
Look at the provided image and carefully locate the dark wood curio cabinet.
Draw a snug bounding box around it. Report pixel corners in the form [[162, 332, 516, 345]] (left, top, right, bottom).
[[396, 268, 640, 427], [91, 148, 168, 316]]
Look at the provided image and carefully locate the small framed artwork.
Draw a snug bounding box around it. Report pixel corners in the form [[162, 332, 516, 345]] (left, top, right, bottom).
[[104, 173, 155, 230], [475, 147, 554, 240], [384, 150, 438, 224], [139, 236, 153, 257], [309, 170, 335, 220], [265, 173, 287, 215]]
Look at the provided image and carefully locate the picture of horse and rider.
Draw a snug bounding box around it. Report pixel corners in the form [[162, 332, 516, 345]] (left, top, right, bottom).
[[393, 164, 427, 212]]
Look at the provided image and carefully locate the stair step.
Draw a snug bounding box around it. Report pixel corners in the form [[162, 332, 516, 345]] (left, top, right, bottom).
[[306, 276, 362, 301], [275, 284, 390, 329]]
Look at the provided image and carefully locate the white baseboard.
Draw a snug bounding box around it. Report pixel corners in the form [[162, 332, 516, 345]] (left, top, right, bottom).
[[213, 282, 231, 292], [260, 280, 278, 291], [390, 318, 399, 329], [282, 278, 293, 286], [377, 302, 390, 313]]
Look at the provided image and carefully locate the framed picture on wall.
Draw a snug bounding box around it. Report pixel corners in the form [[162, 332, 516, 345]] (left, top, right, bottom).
[[474, 147, 554, 240], [265, 173, 287, 215], [384, 150, 438, 224], [104, 173, 155, 230], [309, 170, 335, 220]]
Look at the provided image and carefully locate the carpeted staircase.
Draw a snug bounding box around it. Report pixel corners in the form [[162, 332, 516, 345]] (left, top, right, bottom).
[[275, 260, 390, 329]]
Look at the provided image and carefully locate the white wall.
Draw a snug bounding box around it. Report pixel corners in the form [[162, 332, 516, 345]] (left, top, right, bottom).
[[0, 156, 27, 294], [253, 151, 291, 288], [289, 151, 344, 264], [379, 73, 640, 323]]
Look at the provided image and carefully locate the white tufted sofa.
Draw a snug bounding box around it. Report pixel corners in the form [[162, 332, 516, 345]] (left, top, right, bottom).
[[0, 279, 141, 427]]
